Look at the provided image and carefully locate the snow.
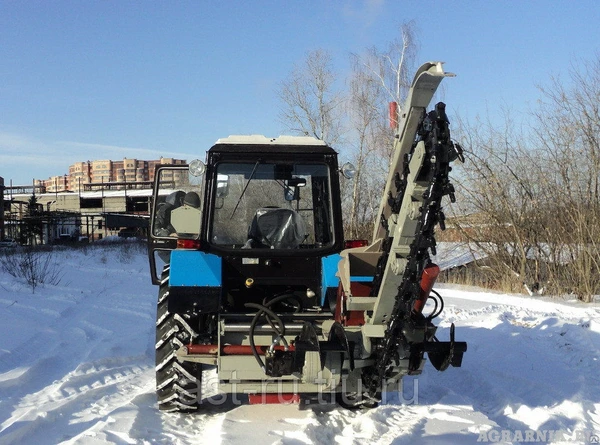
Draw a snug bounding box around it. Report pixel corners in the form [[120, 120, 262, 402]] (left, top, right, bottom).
[[1, 243, 599, 444], [431, 242, 488, 270]]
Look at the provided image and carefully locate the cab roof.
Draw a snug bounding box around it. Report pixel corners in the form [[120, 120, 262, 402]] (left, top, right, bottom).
[[209, 135, 336, 155], [215, 135, 326, 146]]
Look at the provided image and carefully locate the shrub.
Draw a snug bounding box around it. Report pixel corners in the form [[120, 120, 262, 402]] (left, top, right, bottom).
[[0, 247, 64, 293]]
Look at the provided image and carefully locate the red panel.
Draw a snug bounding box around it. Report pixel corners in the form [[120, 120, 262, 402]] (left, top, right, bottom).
[[335, 282, 375, 326], [413, 263, 440, 313], [350, 281, 372, 297], [389, 101, 399, 128], [344, 239, 369, 249], [176, 239, 201, 249], [248, 393, 300, 405], [186, 344, 294, 356]]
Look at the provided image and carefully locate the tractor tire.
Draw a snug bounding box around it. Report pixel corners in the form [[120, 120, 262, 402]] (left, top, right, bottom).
[[155, 267, 202, 412]]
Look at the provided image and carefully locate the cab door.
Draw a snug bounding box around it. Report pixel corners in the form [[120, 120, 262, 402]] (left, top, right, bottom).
[[148, 164, 205, 284]]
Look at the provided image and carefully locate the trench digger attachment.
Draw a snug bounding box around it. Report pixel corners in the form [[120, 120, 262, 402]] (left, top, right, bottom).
[[148, 61, 466, 411]]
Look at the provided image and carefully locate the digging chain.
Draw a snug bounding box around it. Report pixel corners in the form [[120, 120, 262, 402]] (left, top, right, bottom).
[[366, 102, 463, 397]]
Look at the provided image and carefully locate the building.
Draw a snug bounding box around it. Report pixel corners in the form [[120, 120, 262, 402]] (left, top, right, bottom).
[[2, 157, 188, 244], [39, 157, 187, 192], [3, 189, 153, 243], [68, 162, 92, 191], [0, 176, 4, 241], [46, 175, 69, 193], [4, 157, 187, 194]]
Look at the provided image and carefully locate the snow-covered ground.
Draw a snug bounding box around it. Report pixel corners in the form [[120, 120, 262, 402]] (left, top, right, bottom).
[[0, 242, 599, 444]]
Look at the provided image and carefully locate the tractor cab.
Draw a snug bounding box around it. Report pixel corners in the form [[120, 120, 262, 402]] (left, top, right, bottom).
[[148, 135, 346, 285]]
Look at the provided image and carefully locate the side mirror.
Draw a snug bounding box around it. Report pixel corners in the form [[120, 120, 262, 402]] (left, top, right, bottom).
[[284, 186, 299, 201], [286, 177, 306, 187], [340, 162, 356, 179], [284, 177, 306, 201], [216, 174, 229, 198], [189, 159, 206, 177]]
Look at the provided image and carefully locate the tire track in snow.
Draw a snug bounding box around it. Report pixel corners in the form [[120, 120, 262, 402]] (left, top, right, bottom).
[[419, 293, 600, 440], [0, 247, 157, 444], [0, 357, 153, 445], [2, 249, 599, 444]]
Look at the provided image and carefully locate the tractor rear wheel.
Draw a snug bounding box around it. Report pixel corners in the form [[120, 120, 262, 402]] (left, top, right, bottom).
[[155, 267, 202, 412]]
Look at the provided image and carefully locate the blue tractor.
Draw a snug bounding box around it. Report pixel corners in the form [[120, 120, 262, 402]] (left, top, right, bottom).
[[148, 63, 466, 412]]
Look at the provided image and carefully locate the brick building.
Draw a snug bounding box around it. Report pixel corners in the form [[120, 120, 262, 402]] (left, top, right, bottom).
[[38, 157, 188, 192], [0, 176, 4, 240]]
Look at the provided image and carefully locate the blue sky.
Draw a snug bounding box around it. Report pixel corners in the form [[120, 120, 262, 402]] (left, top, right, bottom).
[[1, 1, 599, 185]]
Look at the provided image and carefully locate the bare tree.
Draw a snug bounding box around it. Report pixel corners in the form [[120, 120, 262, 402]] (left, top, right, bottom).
[[277, 49, 344, 146], [277, 23, 420, 240], [355, 21, 418, 107], [451, 54, 600, 301], [450, 111, 547, 293], [344, 21, 419, 238], [530, 55, 600, 301], [343, 58, 390, 238]]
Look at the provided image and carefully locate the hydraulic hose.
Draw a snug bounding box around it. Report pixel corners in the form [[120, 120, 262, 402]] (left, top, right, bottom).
[[244, 302, 286, 371], [426, 289, 445, 320]]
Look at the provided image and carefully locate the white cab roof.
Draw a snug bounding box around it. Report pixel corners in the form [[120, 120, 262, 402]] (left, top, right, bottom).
[[215, 135, 326, 146]]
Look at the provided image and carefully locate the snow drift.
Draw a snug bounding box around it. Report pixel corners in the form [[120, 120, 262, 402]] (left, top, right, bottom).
[[0, 242, 599, 444]]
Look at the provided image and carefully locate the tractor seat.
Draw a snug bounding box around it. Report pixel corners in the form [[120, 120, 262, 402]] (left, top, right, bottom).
[[246, 207, 306, 249]]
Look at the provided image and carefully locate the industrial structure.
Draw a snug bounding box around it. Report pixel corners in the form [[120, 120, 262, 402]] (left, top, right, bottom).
[[3, 156, 186, 195], [0, 176, 4, 242], [1, 157, 187, 245]]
